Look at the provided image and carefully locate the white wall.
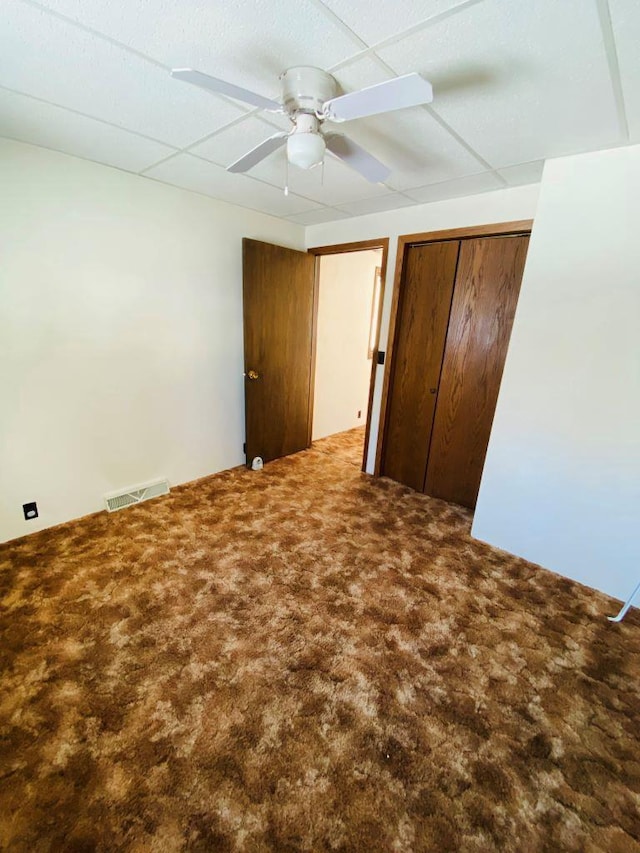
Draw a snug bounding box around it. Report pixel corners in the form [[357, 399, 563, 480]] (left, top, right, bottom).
[[0, 139, 304, 542], [472, 146, 640, 603], [313, 250, 381, 441], [306, 184, 541, 472], [6, 137, 635, 603]]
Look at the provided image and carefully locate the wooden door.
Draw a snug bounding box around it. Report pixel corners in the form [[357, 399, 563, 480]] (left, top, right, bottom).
[[381, 241, 460, 490], [424, 235, 529, 507], [243, 238, 316, 465]]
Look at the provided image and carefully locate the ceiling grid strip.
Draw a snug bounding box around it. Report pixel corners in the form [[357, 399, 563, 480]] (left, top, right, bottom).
[[368, 54, 506, 185], [186, 152, 333, 212], [307, 0, 370, 50], [594, 0, 630, 142], [16, 0, 254, 130], [140, 173, 316, 222], [19, 0, 169, 70], [326, 0, 488, 73], [0, 83, 181, 151]]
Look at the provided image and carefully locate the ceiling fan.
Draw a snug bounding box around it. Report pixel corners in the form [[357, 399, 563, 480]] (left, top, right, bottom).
[[171, 66, 434, 183]]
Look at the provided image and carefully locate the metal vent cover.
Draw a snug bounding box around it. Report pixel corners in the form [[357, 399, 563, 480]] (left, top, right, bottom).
[[104, 478, 170, 512]]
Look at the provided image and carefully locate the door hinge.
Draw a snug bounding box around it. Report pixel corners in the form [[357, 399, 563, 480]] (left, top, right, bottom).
[[243, 442, 247, 454], [377, 350, 385, 365]]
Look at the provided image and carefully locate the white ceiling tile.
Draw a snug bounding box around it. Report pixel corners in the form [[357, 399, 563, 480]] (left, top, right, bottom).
[[145, 154, 319, 217], [190, 117, 288, 168], [338, 107, 485, 191], [497, 161, 544, 187], [253, 112, 292, 133], [378, 0, 622, 167], [286, 208, 351, 225], [1, 0, 247, 148], [249, 149, 390, 206], [331, 57, 394, 94], [338, 193, 417, 217], [36, 0, 362, 98], [405, 171, 503, 204], [318, 58, 485, 191], [0, 88, 174, 172], [609, 0, 640, 140], [319, 0, 464, 47]]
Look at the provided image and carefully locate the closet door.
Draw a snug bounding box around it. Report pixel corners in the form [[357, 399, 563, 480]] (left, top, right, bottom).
[[381, 241, 459, 490], [424, 235, 529, 508]]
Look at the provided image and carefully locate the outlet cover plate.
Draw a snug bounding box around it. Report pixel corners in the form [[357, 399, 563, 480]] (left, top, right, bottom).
[[23, 502, 38, 520]]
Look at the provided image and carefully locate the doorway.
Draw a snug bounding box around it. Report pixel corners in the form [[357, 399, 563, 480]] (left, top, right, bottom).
[[241, 237, 387, 471], [310, 249, 382, 467], [308, 239, 388, 471]]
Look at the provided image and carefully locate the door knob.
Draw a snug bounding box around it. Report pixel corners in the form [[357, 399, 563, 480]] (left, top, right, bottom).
[[247, 369, 260, 380]]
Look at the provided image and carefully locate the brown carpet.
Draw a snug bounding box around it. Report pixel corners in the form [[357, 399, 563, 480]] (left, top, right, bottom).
[[313, 426, 365, 468], [1, 439, 639, 852]]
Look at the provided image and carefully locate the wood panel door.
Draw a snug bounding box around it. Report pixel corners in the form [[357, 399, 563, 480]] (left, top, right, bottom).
[[243, 238, 316, 465], [381, 241, 460, 490], [424, 235, 529, 507]]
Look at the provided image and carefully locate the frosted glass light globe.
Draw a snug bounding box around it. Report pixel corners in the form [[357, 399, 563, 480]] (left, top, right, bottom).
[[287, 132, 326, 170]]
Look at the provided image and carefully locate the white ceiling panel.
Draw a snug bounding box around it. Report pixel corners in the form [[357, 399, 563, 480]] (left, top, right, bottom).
[[338, 107, 485, 191], [2, 0, 638, 219], [35, 0, 361, 100], [0, 88, 174, 172], [286, 208, 351, 226], [609, 0, 640, 140], [378, 0, 622, 167], [319, 0, 466, 47], [405, 171, 503, 204], [1, 0, 247, 148], [190, 117, 286, 169], [249, 150, 389, 206], [331, 56, 396, 95], [145, 154, 319, 217], [338, 192, 416, 217], [497, 160, 544, 187], [320, 58, 485, 190]]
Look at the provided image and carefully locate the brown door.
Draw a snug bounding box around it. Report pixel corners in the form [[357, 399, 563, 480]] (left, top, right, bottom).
[[243, 238, 316, 465], [424, 235, 529, 507], [381, 241, 460, 490]]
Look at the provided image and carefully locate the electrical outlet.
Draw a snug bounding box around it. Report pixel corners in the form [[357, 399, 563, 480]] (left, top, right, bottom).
[[23, 502, 38, 520]]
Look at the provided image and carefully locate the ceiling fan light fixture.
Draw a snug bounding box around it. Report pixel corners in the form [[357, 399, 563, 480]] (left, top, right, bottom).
[[287, 132, 326, 170], [171, 64, 430, 182]]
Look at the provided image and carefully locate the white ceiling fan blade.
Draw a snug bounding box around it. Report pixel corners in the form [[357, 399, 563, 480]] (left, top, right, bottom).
[[171, 68, 282, 112], [324, 133, 390, 183], [323, 73, 433, 122], [227, 133, 288, 173]]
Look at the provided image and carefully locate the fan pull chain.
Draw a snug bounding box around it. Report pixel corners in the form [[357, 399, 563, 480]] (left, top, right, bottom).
[[284, 156, 289, 197]]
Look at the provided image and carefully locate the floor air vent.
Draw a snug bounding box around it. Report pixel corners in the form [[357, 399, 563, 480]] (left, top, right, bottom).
[[104, 478, 170, 512]]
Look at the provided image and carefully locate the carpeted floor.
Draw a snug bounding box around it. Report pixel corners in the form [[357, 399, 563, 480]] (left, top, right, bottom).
[[1, 437, 639, 852], [313, 426, 365, 469]]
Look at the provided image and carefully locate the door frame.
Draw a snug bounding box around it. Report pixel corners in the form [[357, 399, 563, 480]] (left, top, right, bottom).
[[375, 220, 533, 476], [307, 238, 389, 471]]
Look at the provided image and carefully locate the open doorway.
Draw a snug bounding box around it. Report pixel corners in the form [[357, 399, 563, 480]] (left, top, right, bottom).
[[308, 240, 388, 471]]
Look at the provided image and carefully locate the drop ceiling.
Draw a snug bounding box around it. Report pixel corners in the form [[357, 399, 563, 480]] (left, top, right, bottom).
[[1, 0, 638, 224]]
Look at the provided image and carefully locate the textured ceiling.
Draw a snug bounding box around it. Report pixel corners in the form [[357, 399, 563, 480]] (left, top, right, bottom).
[[1, 0, 638, 223]]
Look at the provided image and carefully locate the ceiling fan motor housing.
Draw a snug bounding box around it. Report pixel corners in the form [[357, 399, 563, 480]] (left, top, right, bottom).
[[280, 66, 337, 116]]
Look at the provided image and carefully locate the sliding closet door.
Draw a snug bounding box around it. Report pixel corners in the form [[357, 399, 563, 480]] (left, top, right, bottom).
[[424, 235, 529, 508], [381, 241, 459, 490]]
